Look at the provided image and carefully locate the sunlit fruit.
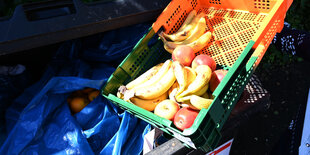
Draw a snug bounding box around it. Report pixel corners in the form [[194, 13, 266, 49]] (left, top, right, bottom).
[[174, 107, 199, 131], [154, 99, 180, 121], [172, 45, 195, 67], [209, 69, 228, 92], [191, 54, 216, 72]]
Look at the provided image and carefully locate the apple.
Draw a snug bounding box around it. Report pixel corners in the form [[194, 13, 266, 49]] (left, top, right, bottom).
[[154, 99, 180, 121], [191, 54, 216, 72], [172, 45, 195, 67], [174, 107, 199, 131], [209, 69, 228, 92]]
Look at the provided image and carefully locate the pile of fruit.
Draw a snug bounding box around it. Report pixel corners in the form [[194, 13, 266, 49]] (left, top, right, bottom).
[[158, 10, 212, 54], [67, 88, 100, 114], [117, 45, 228, 131], [116, 9, 229, 131]]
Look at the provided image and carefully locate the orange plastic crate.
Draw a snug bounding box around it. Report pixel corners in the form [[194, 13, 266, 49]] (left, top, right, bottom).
[[153, 0, 292, 68]]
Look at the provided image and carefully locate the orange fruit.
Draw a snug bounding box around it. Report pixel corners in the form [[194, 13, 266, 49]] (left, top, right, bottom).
[[69, 97, 89, 114], [88, 90, 100, 102]]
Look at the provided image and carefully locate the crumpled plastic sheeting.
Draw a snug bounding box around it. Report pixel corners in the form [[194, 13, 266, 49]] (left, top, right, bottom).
[[1, 23, 152, 155]]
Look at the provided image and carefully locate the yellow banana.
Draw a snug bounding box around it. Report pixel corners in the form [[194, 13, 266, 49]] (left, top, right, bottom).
[[117, 92, 124, 99], [126, 63, 163, 90], [135, 66, 176, 100], [132, 60, 172, 90], [173, 61, 187, 97], [177, 65, 212, 100], [168, 82, 179, 102], [169, 87, 178, 102], [187, 31, 212, 53], [194, 83, 209, 96], [159, 32, 176, 53], [130, 91, 168, 111], [159, 16, 207, 52], [168, 81, 179, 95], [175, 17, 207, 45], [189, 95, 214, 110], [184, 66, 196, 87], [161, 31, 212, 54], [162, 10, 197, 42], [180, 100, 199, 110], [177, 84, 208, 102], [201, 92, 209, 99]]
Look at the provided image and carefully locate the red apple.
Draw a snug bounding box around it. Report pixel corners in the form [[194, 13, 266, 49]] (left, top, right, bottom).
[[154, 99, 180, 121], [174, 107, 199, 131], [191, 54, 216, 71], [209, 69, 228, 92], [172, 45, 195, 67]]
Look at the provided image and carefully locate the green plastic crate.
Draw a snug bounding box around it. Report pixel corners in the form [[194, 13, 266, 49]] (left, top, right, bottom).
[[102, 27, 258, 152], [101, 0, 292, 151]]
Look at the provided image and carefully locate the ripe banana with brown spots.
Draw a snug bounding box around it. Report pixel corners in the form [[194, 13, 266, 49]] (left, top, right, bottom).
[[125, 63, 163, 90], [131, 60, 172, 90], [175, 17, 207, 45], [162, 10, 197, 42], [161, 31, 212, 53]]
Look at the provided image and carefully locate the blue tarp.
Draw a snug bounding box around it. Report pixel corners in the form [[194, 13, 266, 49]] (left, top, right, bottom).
[[0, 23, 152, 154]]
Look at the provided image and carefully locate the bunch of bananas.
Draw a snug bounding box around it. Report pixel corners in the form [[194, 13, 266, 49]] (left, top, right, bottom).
[[159, 10, 212, 53], [117, 59, 214, 112]]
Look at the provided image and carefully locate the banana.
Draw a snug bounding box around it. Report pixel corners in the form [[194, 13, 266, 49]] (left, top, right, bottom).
[[177, 65, 212, 101], [184, 66, 196, 87], [126, 63, 163, 90], [194, 83, 209, 96], [117, 85, 128, 100], [180, 100, 199, 110], [162, 10, 197, 42], [159, 16, 207, 53], [168, 82, 179, 102], [117, 92, 124, 99], [187, 31, 212, 53], [201, 92, 209, 99], [130, 91, 168, 111], [173, 61, 187, 97], [131, 60, 172, 90], [135, 66, 176, 100], [161, 31, 212, 53], [168, 81, 179, 95], [175, 17, 207, 45], [169, 87, 178, 102], [189, 95, 214, 110], [159, 32, 176, 54], [176, 84, 208, 102]]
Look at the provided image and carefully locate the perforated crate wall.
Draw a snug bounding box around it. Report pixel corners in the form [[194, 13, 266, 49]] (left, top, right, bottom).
[[164, 6, 268, 67]]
